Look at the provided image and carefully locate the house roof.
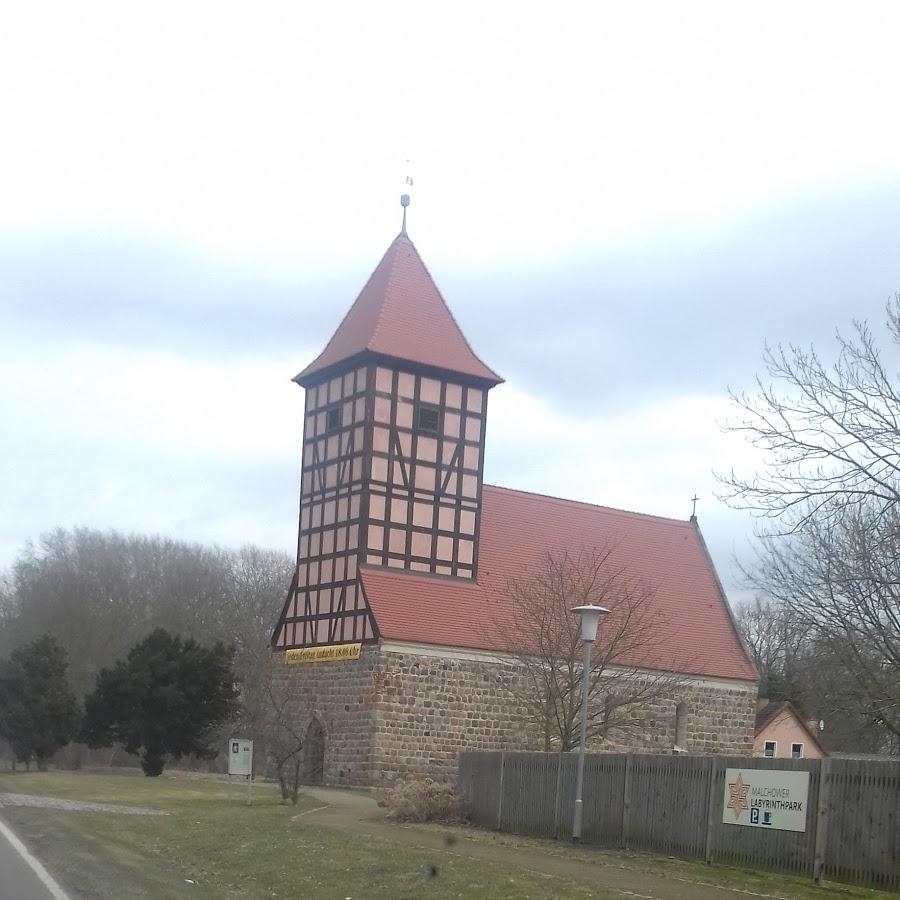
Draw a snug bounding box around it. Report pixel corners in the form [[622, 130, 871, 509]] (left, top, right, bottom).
[[294, 233, 503, 387], [360, 485, 758, 682], [755, 701, 826, 753]]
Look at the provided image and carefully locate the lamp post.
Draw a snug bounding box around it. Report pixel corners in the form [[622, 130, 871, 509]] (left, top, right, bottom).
[[570, 604, 610, 841]]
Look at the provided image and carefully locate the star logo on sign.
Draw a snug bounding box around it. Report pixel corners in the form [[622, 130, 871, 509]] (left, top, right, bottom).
[[726, 773, 750, 820]]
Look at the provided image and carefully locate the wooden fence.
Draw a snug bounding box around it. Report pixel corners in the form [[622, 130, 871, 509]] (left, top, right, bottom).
[[458, 751, 900, 891]]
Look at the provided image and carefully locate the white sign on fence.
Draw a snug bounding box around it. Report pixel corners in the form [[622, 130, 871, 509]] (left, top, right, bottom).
[[722, 767, 810, 832], [228, 738, 253, 777]]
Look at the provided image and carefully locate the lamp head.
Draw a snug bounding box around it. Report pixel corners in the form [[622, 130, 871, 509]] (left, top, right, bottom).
[[571, 604, 610, 643]]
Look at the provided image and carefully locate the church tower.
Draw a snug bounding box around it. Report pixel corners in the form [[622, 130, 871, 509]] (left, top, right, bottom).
[[272, 216, 502, 650]]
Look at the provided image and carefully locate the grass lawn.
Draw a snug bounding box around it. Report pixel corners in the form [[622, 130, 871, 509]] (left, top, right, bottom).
[[0, 769, 599, 900], [2, 769, 896, 900], [441, 826, 896, 900]]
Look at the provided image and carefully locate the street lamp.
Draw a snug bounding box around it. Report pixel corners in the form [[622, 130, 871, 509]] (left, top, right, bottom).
[[571, 604, 610, 841]]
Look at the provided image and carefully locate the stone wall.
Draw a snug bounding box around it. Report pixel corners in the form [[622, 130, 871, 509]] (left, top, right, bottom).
[[599, 677, 757, 757], [271, 646, 382, 785], [275, 644, 757, 786], [370, 650, 538, 783]]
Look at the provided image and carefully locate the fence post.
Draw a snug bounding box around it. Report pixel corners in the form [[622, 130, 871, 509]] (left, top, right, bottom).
[[813, 758, 832, 886], [621, 754, 632, 850], [704, 757, 719, 865], [553, 752, 563, 839], [497, 751, 506, 831]]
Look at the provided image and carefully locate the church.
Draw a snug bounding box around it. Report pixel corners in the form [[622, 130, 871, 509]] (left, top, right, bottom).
[[271, 205, 758, 786]]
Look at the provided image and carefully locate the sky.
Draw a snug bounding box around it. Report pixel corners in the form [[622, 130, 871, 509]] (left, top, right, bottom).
[[3, 1, 900, 601]]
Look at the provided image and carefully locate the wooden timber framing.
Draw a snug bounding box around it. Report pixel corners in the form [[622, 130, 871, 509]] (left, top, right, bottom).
[[271, 350, 495, 650]]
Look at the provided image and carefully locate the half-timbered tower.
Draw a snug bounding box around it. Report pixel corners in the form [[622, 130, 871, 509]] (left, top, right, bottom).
[[270, 214, 758, 787], [272, 227, 502, 651]]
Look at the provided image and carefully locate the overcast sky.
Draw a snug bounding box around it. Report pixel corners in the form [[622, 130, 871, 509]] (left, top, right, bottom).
[[3, 1, 900, 601]]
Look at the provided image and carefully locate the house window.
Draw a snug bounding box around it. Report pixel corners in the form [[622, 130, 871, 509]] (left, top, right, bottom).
[[791, 743, 804, 759], [764, 740, 776, 758], [416, 404, 440, 433], [326, 406, 341, 433]]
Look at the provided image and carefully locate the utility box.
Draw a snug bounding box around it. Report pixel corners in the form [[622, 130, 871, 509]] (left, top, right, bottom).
[[228, 738, 253, 777]]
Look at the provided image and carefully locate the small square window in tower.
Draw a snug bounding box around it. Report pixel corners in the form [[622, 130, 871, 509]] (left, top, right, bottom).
[[416, 404, 440, 433], [326, 406, 342, 433]]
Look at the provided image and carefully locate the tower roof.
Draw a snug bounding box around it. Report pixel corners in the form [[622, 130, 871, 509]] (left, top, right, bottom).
[[294, 234, 503, 387]]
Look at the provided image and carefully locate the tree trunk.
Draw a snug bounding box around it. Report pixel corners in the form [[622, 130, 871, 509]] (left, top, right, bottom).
[[290, 758, 301, 805], [276, 759, 289, 799]]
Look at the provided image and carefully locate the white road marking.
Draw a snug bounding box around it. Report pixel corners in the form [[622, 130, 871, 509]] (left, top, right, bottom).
[[0, 816, 70, 900]]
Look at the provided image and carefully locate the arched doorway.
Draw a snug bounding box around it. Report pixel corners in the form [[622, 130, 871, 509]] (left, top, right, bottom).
[[303, 718, 326, 785]]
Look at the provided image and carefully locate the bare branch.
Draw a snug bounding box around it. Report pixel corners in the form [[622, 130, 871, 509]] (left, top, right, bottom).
[[487, 546, 686, 751], [719, 299, 900, 529]]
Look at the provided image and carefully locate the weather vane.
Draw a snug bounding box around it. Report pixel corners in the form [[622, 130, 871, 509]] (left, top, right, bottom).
[[400, 159, 413, 235]]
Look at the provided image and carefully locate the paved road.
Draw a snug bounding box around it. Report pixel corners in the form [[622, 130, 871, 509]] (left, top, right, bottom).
[[0, 817, 67, 900]]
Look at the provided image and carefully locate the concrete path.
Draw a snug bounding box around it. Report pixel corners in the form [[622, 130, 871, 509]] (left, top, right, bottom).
[[0, 792, 164, 815], [0, 816, 69, 900], [299, 787, 775, 900]]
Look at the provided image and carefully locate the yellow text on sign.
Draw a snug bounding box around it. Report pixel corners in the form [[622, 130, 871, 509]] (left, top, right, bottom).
[[284, 643, 361, 664]]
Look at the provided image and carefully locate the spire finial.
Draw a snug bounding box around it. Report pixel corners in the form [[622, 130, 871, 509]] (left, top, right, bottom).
[[400, 192, 410, 235], [400, 160, 413, 235], [690, 494, 699, 521]]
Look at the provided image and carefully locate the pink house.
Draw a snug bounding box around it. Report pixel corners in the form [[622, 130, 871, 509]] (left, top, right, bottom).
[[754, 700, 826, 759]]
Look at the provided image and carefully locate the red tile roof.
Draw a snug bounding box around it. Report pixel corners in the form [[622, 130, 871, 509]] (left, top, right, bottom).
[[361, 485, 757, 682], [295, 234, 502, 386]]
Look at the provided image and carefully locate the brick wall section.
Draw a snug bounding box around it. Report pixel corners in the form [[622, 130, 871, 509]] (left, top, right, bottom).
[[275, 645, 757, 786]]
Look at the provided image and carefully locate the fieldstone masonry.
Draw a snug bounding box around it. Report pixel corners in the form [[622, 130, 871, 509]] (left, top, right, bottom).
[[273, 643, 757, 786]]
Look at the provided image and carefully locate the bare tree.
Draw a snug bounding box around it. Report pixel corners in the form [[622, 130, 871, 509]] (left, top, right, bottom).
[[492, 546, 685, 752], [721, 299, 900, 750], [262, 665, 305, 804], [734, 595, 810, 702], [720, 298, 900, 531], [4, 527, 293, 768], [226, 545, 295, 747], [0, 571, 15, 660], [747, 506, 900, 743]]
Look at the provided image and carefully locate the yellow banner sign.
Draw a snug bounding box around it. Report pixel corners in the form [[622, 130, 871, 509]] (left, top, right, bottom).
[[284, 643, 361, 664]]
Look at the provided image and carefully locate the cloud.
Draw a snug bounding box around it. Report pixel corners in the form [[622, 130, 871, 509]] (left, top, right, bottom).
[[449, 183, 900, 412], [1, 341, 300, 462], [4, 182, 898, 597], [3, 1, 900, 265], [5, 181, 898, 415], [3, 0, 899, 606], [0, 340, 304, 565], [486, 385, 758, 592], [0, 323, 762, 600]]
